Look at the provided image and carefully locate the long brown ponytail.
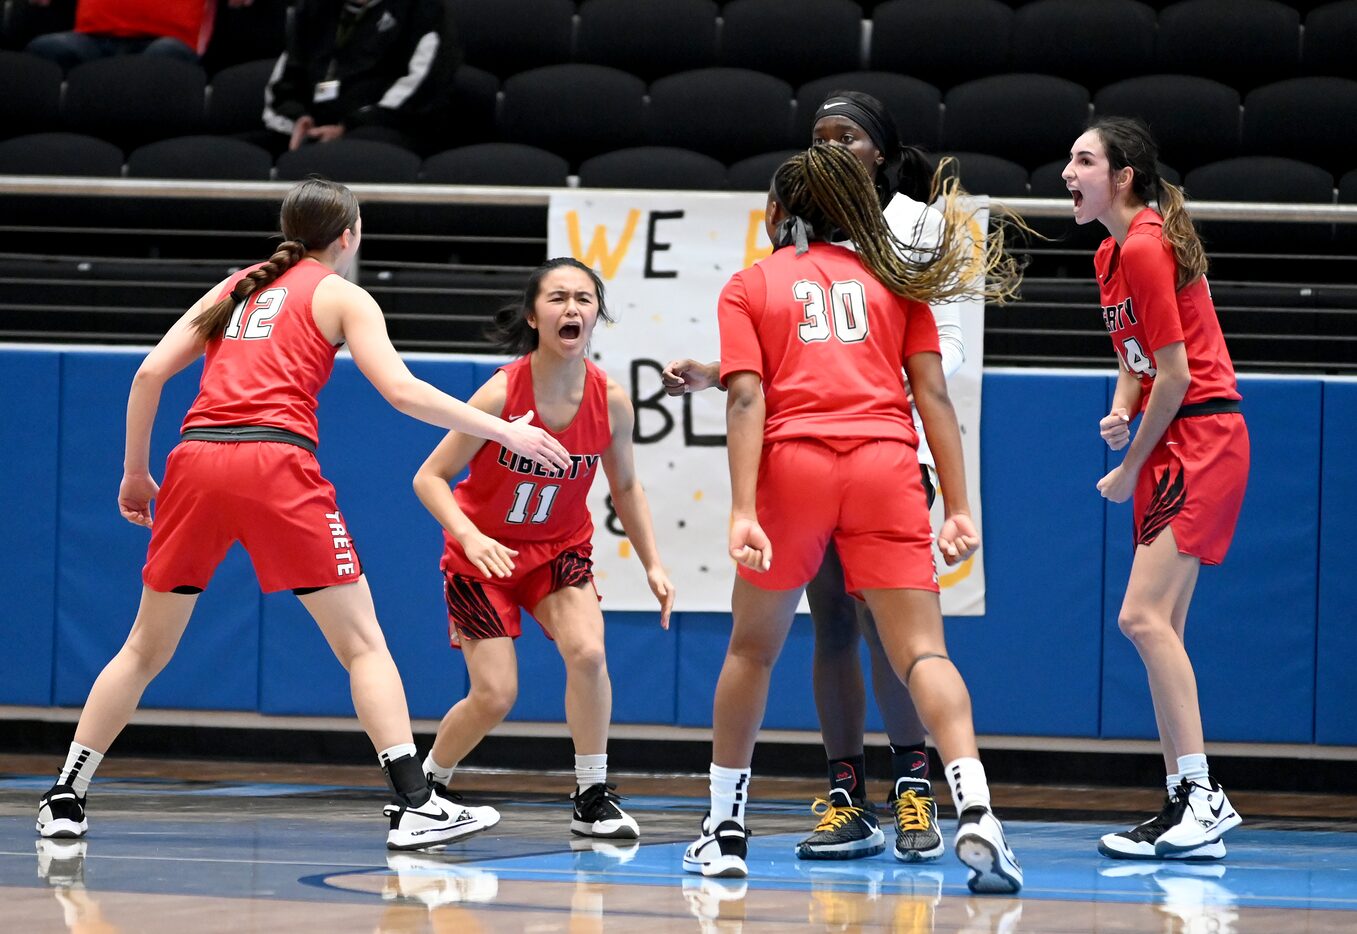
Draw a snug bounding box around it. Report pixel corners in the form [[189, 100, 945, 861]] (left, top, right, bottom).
[[772, 143, 1024, 305], [1088, 117, 1207, 289], [192, 177, 361, 340]]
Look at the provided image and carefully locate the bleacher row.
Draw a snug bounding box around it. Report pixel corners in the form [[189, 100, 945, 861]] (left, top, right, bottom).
[[4, 52, 1357, 218]]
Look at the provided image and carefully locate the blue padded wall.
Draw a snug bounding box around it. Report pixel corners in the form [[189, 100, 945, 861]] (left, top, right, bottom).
[[53, 352, 260, 711], [1101, 378, 1320, 743], [0, 350, 60, 704], [1316, 381, 1357, 744], [950, 372, 1108, 738]]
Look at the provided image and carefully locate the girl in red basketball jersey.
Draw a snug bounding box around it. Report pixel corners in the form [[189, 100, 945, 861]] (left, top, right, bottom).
[[36, 179, 571, 851], [413, 258, 674, 840], [682, 144, 1024, 894], [1063, 117, 1248, 860]]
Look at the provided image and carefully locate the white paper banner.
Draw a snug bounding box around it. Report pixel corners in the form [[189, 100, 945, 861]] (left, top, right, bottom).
[[547, 189, 986, 615]]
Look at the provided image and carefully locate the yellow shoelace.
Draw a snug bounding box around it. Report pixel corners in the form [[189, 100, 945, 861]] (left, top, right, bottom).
[[809, 796, 867, 832], [893, 791, 933, 832]]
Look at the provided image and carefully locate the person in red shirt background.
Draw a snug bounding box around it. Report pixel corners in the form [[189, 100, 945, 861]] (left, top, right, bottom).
[[412, 257, 674, 843], [35, 178, 572, 852], [682, 143, 1024, 894], [24, 0, 252, 70], [1063, 117, 1248, 861]]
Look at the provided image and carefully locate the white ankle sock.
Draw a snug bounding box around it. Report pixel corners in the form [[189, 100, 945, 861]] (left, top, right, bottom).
[[1176, 754, 1210, 785], [945, 757, 992, 815], [423, 752, 456, 787], [377, 743, 418, 768], [709, 763, 751, 828], [1165, 771, 1183, 794], [575, 753, 607, 793], [58, 743, 103, 797]]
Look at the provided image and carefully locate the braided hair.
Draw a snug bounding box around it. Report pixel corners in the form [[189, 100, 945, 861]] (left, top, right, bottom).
[[192, 177, 360, 341], [771, 144, 1023, 305]]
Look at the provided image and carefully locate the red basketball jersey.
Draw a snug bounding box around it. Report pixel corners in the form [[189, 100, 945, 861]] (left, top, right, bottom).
[[181, 260, 340, 445], [1095, 208, 1240, 409], [446, 356, 611, 556], [718, 242, 939, 445]]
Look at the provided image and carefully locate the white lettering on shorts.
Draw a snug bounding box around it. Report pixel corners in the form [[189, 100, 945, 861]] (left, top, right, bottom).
[[325, 511, 358, 576]]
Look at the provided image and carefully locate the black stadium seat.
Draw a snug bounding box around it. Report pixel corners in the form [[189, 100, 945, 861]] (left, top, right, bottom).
[[579, 147, 728, 190], [450, 0, 574, 78], [0, 132, 123, 176], [1094, 75, 1241, 172], [1011, 0, 1156, 87], [575, 0, 718, 82], [1185, 156, 1335, 250], [125, 136, 276, 232], [1156, 0, 1301, 89], [1303, 1, 1357, 77], [418, 143, 570, 243], [727, 149, 801, 191], [934, 151, 1029, 197], [64, 57, 207, 152], [499, 65, 647, 166], [943, 74, 1090, 170], [795, 72, 942, 150], [275, 138, 421, 183], [1242, 78, 1357, 176], [869, 0, 1014, 90], [648, 68, 796, 164], [719, 0, 863, 86], [0, 51, 62, 141], [206, 58, 278, 137]]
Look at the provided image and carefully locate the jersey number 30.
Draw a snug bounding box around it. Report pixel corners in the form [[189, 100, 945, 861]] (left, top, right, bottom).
[[224, 287, 287, 340], [506, 481, 559, 524], [794, 279, 869, 344]]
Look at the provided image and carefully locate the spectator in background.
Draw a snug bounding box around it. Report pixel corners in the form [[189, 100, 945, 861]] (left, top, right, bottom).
[[264, 0, 461, 154], [24, 0, 253, 71]]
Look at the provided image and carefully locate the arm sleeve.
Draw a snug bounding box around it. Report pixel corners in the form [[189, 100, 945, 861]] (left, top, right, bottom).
[[902, 298, 941, 359], [928, 299, 965, 379], [718, 272, 764, 385], [352, 0, 461, 127], [1122, 234, 1185, 352]]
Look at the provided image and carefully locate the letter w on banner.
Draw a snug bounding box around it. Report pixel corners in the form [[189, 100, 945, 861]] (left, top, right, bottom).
[[548, 190, 986, 615]]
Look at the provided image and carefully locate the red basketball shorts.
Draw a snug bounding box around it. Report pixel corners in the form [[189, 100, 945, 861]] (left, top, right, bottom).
[[1133, 412, 1249, 565], [442, 540, 597, 648], [143, 440, 361, 593], [739, 437, 938, 596]]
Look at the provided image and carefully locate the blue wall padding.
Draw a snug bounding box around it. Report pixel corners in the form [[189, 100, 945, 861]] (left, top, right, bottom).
[[3, 348, 1346, 752], [948, 372, 1108, 737], [1100, 378, 1320, 743], [52, 353, 260, 711], [1316, 382, 1357, 744], [0, 350, 60, 704]]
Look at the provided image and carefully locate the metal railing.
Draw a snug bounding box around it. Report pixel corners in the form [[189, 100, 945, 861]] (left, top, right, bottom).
[[2, 176, 1355, 370]]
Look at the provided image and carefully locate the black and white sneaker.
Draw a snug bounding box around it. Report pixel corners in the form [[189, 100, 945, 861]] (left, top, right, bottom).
[[890, 778, 945, 862], [1098, 790, 1227, 860], [1155, 777, 1240, 854], [37, 784, 87, 839], [794, 787, 886, 860], [954, 806, 1023, 894], [683, 813, 749, 878], [384, 789, 500, 851], [570, 783, 640, 839]]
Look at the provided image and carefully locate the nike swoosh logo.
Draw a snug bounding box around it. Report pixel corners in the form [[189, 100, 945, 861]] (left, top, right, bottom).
[[820, 103, 848, 111], [411, 804, 450, 821], [1210, 799, 1225, 818]]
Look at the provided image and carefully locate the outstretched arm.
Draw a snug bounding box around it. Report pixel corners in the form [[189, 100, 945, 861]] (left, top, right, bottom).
[[661, 359, 722, 396], [329, 279, 570, 472], [600, 380, 674, 628]]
